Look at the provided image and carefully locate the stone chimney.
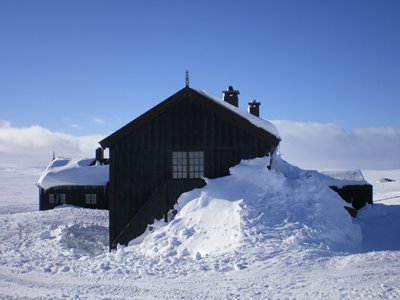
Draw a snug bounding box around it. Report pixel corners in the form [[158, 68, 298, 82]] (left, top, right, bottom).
[[222, 86, 240, 107], [248, 99, 261, 117]]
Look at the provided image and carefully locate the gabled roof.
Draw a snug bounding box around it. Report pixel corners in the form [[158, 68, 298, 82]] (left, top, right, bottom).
[[100, 87, 280, 148]]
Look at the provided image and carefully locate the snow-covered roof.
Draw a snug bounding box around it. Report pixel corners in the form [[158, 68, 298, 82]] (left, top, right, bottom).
[[195, 89, 280, 139], [319, 169, 368, 186], [37, 157, 109, 190]]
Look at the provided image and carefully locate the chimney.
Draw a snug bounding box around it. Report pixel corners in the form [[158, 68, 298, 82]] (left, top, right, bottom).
[[95, 147, 104, 165], [222, 86, 240, 107], [248, 99, 261, 117]]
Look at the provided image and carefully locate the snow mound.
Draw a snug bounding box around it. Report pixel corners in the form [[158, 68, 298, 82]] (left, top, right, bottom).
[[0, 206, 109, 276], [134, 156, 362, 258], [49, 223, 108, 257]]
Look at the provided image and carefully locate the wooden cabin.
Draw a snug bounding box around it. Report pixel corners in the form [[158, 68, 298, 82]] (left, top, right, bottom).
[[37, 151, 109, 211], [100, 85, 281, 249]]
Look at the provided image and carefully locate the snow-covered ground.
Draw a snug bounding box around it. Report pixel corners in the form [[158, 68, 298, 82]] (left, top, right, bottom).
[[0, 158, 400, 299], [0, 167, 41, 214]]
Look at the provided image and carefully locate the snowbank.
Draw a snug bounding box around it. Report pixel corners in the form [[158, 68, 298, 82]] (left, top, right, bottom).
[[134, 156, 362, 259], [37, 157, 109, 190]]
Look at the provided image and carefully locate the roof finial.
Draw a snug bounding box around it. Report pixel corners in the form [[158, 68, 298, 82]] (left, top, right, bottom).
[[185, 70, 189, 87]]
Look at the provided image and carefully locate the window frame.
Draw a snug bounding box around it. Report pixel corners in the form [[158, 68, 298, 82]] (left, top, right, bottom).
[[48, 193, 66, 205], [85, 193, 97, 205], [172, 151, 204, 179], [59, 193, 66, 204], [49, 193, 55, 204]]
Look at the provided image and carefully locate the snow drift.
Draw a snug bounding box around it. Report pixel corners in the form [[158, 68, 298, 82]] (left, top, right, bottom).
[[134, 156, 362, 259]]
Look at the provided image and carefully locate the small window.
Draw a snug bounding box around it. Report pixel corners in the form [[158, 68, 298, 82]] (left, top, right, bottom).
[[85, 194, 97, 205], [172, 151, 187, 179], [49, 194, 55, 204], [172, 151, 204, 179], [59, 193, 66, 204], [189, 151, 204, 179]]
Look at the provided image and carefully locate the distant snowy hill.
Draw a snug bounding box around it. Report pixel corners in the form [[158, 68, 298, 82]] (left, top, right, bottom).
[[0, 158, 400, 299]]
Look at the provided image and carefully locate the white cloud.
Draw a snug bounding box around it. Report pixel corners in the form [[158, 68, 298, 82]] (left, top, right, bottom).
[[70, 123, 82, 129], [92, 117, 105, 125], [0, 121, 105, 169], [0, 120, 11, 128], [274, 120, 400, 170]]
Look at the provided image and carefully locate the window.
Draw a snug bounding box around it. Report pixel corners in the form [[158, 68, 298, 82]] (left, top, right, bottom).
[[59, 193, 66, 204], [172, 151, 204, 179], [189, 151, 204, 178], [85, 193, 97, 205], [172, 151, 187, 179], [48, 193, 66, 205]]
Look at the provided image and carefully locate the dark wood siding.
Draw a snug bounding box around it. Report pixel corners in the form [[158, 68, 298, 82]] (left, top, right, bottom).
[[330, 184, 373, 209], [39, 185, 108, 211], [109, 94, 279, 248]]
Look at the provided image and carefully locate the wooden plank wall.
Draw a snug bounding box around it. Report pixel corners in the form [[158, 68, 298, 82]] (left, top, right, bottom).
[[330, 184, 373, 209], [39, 185, 108, 210], [110, 96, 278, 248]]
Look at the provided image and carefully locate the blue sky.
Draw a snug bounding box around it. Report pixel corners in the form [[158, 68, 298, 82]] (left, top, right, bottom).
[[1, 0, 400, 136]]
